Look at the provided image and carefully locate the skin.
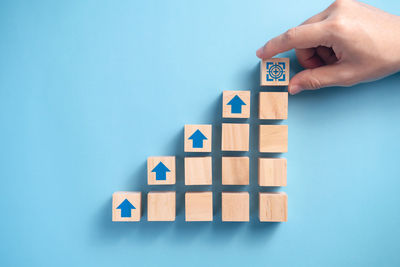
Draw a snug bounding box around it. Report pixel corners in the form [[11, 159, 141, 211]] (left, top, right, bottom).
[[256, 0, 400, 94]]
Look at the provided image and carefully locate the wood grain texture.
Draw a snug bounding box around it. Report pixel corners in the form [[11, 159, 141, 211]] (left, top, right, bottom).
[[222, 156, 249, 185], [185, 192, 213, 221], [184, 124, 212, 152], [184, 156, 212, 185], [259, 92, 288, 120], [221, 123, 249, 151], [222, 90, 251, 118], [222, 192, 249, 222], [259, 192, 287, 222], [112, 191, 141, 222], [260, 58, 290, 86], [147, 156, 176, 185], [147, 191, 176, 221], [258, 158, 287, 186], [259, 125, 288, 153]]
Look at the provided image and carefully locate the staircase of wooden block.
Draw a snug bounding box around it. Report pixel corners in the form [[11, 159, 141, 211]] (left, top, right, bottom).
[[112, 58, 290, 223]]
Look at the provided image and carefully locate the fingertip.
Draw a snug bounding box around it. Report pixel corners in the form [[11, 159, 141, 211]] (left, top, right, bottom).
[[288, 84, 302, 95], [256, 47, 264, 58]]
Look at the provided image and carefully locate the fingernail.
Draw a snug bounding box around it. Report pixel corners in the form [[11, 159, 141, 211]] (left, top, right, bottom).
[[289, 85, 302, 95], [256, 48, 263, 58]]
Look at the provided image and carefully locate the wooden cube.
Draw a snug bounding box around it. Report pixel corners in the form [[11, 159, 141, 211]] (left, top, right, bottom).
[[259, 92, 288, 120], [222, 90, 251, 118], [221, 123, 249, 151], [222, 192, 249, 222], [259, 158, 287, 186], [112, 192, 141, 222], [184, 124, 212, 152], [259, 192, 287, 222], [259, 125, 288, 153], [147, 191, 176, 221], [147, 156, 176, 185], [184, 156, 212, 185], [222, 157, 249, 185], [185, 192, 213, 221], [260, 58, 290, 86]]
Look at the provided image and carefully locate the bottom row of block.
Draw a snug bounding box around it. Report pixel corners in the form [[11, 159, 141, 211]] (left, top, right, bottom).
[[112, 191, 287, 222]]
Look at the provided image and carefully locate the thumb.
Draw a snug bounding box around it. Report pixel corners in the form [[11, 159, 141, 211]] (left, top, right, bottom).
[[288, 63, 353, 94]]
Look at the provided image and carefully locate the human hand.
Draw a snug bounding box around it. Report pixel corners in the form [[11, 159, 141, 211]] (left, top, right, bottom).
[[256, 0, 400, 94]]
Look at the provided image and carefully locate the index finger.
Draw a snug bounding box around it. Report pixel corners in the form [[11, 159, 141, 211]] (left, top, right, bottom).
[[256, 23, 330, 59]]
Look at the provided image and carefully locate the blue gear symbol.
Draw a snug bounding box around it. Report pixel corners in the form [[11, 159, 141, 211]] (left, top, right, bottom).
[[266, 62, 286, 81]]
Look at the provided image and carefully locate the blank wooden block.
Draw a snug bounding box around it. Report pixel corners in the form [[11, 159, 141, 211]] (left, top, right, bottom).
[[259, 92, 288, 120], [147, 191, 176, 221], [112, 192, 141, 222], [260, 58, 290, 86], [185, 192, 213, 221], [184, 124, 212, 152], [221, 123, 249, 151], [222, 157, 249, 185], [222, 90, 251, 118], [184, 156, 212, 185], [259, 192, 287, 222], [259, 125, 288, 153], [222, 192, 249, 222], [258, 158, 287, 186], [147, 156, 176, 185]]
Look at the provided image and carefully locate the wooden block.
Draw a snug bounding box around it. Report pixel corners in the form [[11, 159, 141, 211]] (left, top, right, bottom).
[[222, 90, 251, 118], [184, 156, 212, 185], [259, 192, 287, 222], [222, 156, 249, 185], [222, 192, 249, 222], [147, 156, 176, 185], [221, 123, 249, 151], [112, 192, 141, 222], [184, 124, 212, 152], [260, 58, 290, 86], [259, 125, 288, 153], [147, 191, 176, 221], [258, 158, 287, 186], [259, 92, 288, 120], [185, 192, 213, 221]]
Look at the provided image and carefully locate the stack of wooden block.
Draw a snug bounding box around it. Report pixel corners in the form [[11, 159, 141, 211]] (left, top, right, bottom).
[[112, 58, 289, 223]]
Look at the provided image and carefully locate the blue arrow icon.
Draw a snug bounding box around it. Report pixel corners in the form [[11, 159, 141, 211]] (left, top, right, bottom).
[[117, 199, 136, 218], [227, 95, 246, 114], [151, 161, 170, 180], [189, 129, 208, 148]]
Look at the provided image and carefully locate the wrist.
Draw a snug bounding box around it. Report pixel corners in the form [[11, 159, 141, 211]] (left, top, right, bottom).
[[395, 16, 400, 72]]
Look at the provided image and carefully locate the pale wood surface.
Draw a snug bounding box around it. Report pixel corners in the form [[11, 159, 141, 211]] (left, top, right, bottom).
[[258, 158, 287, 186], [112, 191, 141, 222], [147, 191, 176, 221], [221, 123, 249, 151], [222, 156, 249, 185], [259, 92, 288, 120], [184, 124, 212, 152], [147, 156, 176, 185], [259, 125, 288, 152], [260, 58, 290, 86], [185, 192, 213, 221], [222, 192, 249, 222], [259, 192, 287, 222], [184, 156, 212, 185], [222, 90, 251, 118]]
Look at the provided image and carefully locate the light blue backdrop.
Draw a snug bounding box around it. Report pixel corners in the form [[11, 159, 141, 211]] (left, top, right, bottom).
[[1, 0, 400, 266]]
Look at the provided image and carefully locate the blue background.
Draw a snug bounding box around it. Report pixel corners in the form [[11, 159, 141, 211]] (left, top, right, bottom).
[[1, 0, 400, 266]]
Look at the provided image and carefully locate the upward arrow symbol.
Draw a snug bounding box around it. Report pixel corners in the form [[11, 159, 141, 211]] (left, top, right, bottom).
[[227, 95, 246, 114], [117, 199, 136, 218], [151, 161, 170, 180], [189, 129, 208, 148]]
